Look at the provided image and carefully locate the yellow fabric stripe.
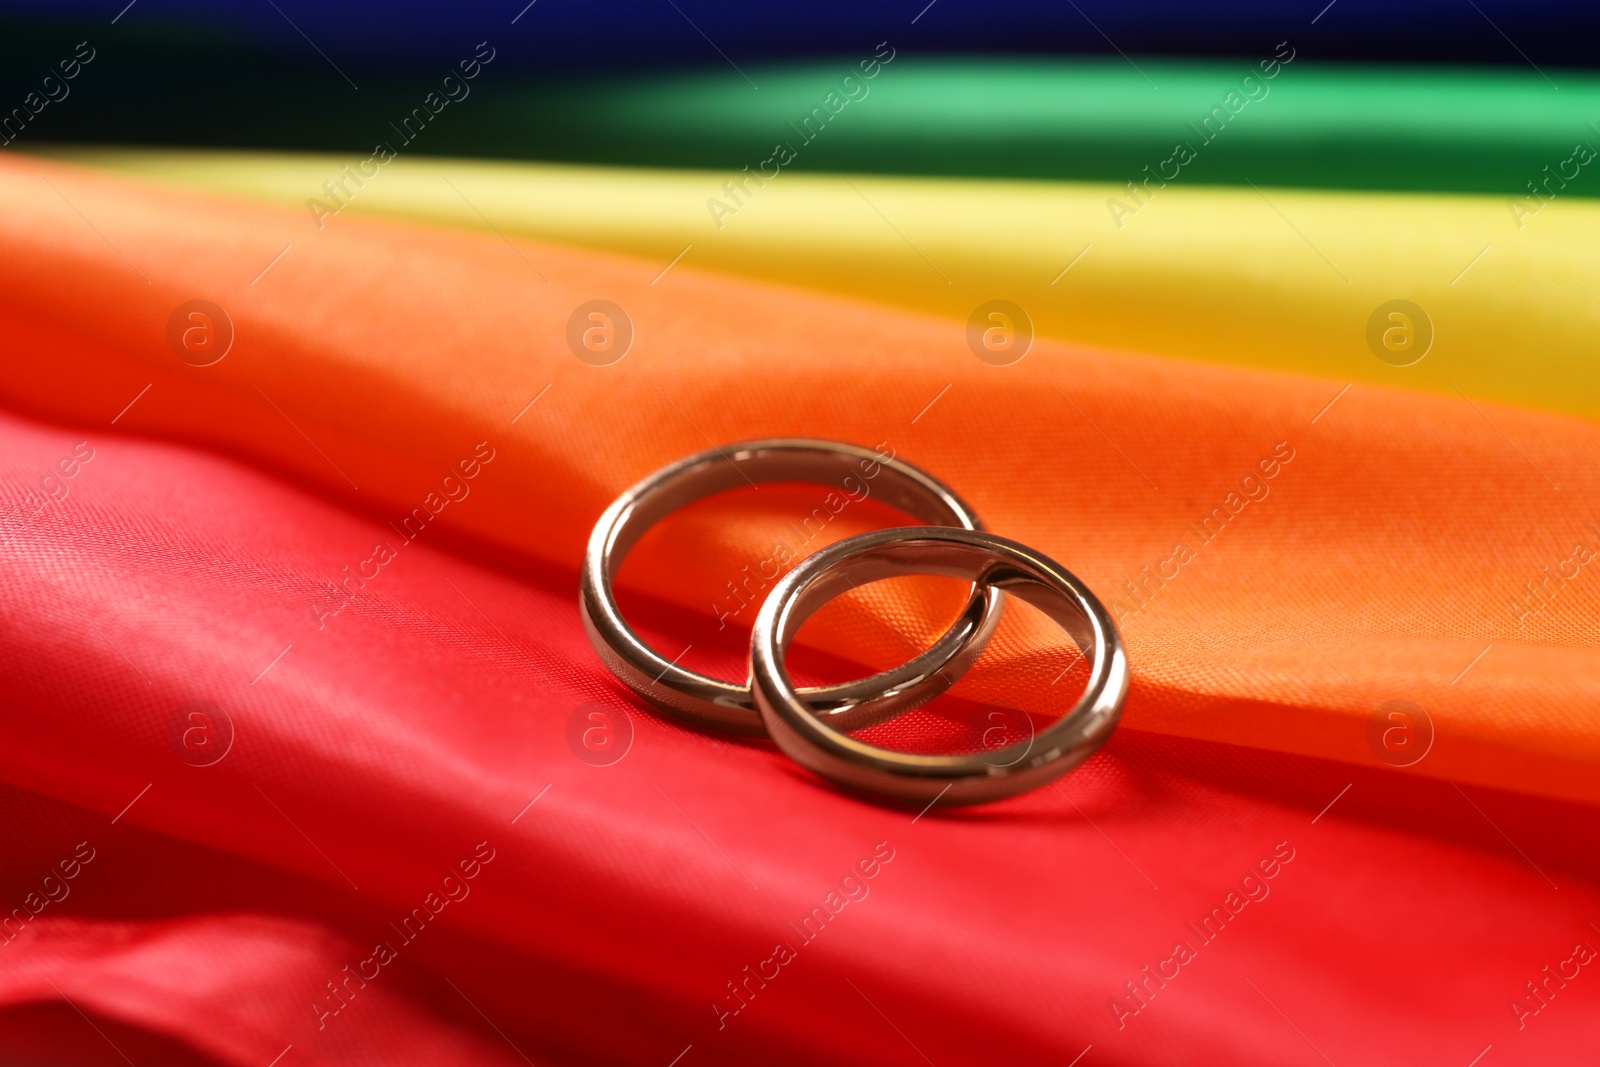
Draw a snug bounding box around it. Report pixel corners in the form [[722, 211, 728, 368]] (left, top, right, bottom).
[[46, 146, 1600, 422]]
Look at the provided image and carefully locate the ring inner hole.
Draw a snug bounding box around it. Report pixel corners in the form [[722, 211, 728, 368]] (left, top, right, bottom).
[[792, 573, 1095, 758], [614, 483, 970, 686]]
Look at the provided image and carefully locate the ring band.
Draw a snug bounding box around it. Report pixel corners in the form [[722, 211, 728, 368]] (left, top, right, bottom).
[[750, 527, 1128, 805], [580, 440, 1004, 735]]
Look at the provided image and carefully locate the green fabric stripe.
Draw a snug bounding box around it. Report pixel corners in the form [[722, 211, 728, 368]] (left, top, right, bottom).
[[489, 57, 1600, 195], [14, 45, 1600, 196]]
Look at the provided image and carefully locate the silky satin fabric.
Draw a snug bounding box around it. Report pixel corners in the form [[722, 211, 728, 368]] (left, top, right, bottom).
[[3, 407, 1600, 1066], [48, 148, 1600, 438], [455, 58, 1600, 192], [0, 915, 529, 1066], [2, 154, 1599, 806], [16, 57, 1600, 193]]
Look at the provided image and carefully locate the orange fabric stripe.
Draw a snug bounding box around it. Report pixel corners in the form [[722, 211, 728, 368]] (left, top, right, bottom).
[[3, 155, 1596, 804]]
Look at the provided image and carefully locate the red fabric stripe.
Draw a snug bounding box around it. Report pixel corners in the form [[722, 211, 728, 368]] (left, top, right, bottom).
[[1, 410, 1596, 1064]]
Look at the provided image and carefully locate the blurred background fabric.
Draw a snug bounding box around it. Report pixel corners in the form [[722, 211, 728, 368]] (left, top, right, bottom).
[[3, 0, 1599, 67], [2, 1, 1598, 1065]]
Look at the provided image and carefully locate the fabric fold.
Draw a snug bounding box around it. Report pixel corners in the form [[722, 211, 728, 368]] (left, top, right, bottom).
[[45, 147, 1600, 425], [0, 914, 529, 1067], [1, 405, 1598, 1065], [17, 55, 1600, 192], [2, 153, 1600, 805]]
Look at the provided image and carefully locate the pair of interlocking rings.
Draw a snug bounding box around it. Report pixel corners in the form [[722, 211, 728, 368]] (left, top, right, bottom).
[[580, 440, 1128, 807]]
